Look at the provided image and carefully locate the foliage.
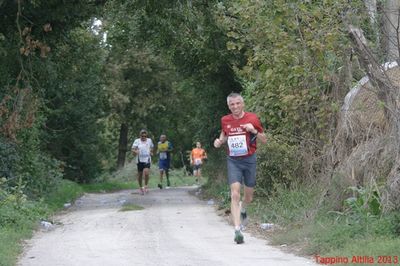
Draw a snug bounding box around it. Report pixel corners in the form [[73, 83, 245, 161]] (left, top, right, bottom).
[[256, 134, 301, 195], [39, 26, 109, 182], [0, 177, 48, 266], [245, 181, 400, 256], [103, 0, 241, 160], [203, 133, 303, 204], [0, 119, 63, 198], [306, 210, 400, 255], [1, 0, 109, 185], [44, 179, 84, 211], [1, 0, 398, 260], [342, 186, 382, 218], [0, 178, 82, 266], [253, 182, 318, 226], [0, 137, 19, 180], [215, 0, 365, 144]]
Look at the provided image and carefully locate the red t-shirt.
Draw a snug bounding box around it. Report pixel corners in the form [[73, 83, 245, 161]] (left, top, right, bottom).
[[221, 112, 264, 157]]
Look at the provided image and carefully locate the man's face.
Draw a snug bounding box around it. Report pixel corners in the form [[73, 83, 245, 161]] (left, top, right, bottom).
[[228, 96, 244, 117], [140, 132, 147, 140], [196, 142, 201, 148], [160, 135, 166, 142]]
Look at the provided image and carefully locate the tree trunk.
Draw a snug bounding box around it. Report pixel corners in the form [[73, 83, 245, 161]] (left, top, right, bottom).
[[348, 24, 400, 210], [383, 0, 400, 61], [117, 123, 128, 169], [364, 0, 379, 45]]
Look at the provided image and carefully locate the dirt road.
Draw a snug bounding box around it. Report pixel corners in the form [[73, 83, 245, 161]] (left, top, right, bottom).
[[18, 186, 317, 266]]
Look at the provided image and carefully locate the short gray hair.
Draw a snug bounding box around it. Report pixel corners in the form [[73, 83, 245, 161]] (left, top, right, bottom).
[[226, 92, 243, 105]]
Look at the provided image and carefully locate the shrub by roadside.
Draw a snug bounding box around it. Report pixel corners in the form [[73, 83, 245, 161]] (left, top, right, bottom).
[[0, 179, 83, 266], [202, 148, 400, 262]]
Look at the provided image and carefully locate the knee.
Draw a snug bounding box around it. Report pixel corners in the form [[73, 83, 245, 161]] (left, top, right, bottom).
[[244, 194, 253, 203], [231, 190, 240, 202]]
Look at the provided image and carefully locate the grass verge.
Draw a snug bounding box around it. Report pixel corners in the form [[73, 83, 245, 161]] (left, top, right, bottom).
[[119, 203, 144, 212], [86, 161, 200, 193], [203, 180, 400, 263], [0, 179, 82, 266]]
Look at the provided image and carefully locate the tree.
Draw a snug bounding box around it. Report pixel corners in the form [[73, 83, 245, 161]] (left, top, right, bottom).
[[103, 0, 240, 168], [0, 0, 109, 187]]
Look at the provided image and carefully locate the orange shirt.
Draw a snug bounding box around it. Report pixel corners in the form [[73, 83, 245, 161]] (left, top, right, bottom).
[[191, 148, 206, 165]]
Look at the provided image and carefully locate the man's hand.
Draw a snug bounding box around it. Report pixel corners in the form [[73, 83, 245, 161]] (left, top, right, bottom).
[[214, 131, 226, 148], [240, 123, 257, 134], [214, 138, 223, 148]]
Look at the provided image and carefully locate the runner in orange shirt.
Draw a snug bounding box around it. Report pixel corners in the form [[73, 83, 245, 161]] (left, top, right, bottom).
[[190, 142, 207, 183]]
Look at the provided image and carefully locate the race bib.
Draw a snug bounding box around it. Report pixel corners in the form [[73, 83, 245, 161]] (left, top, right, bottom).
[[194, 158, 202, 165], [227, 135, 248, 156], [139, 149, 150, 163], [159, 152, 167, 160]]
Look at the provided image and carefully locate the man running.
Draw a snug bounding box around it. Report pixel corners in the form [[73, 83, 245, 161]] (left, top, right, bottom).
[[214, 92, 267, 244], [190, 142, 207, 183], [132, 129, 154, 195], [157, 134, 173, 189]]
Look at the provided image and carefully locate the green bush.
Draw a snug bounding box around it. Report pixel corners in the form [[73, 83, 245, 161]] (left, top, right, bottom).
[[256, 134, 301, 195], [0, 121, 64, 198], [44, 179, 84, 211], [0, 178, 84, 266], [0, 178, 48, 228]]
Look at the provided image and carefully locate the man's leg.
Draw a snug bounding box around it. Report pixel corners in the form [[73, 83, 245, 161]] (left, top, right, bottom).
[[197, 167, 202, 183], [193, 165, 199, 182], [143, 167, 150, 193], [166, 168, 170, 187], [242, 186, 254, 208], [230, 182, 241, 230], [227, 157, 245, 244], [138, 173, 143, 186], [240, 186, 254, 227], [241, 155, 257, 227], [230, 182, 244, 244], [137, 170, 144, 195], [158, 169, 164, 189]]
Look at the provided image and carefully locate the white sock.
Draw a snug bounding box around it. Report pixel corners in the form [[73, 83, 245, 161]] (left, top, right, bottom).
[[235, 226, 241, 231]]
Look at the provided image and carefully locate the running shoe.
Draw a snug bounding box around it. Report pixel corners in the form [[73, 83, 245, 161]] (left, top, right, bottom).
[[158, 183, 163, 189], [144, 186, 149, 194], [139, 187, 145, 195], [234, 230, 244, 244]]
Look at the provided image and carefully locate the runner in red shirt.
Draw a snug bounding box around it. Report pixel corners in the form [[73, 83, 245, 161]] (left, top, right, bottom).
[[214, 92, 267, 244]]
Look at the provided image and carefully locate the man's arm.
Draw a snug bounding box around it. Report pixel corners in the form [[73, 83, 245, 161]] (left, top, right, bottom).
[[256, 131, 267, 144], [132, 140, 139, 155], [240, 123, 267, 144], [150, 139, 154, 156], [214, 131, 227, 148], [132, 147, 139, 155]]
